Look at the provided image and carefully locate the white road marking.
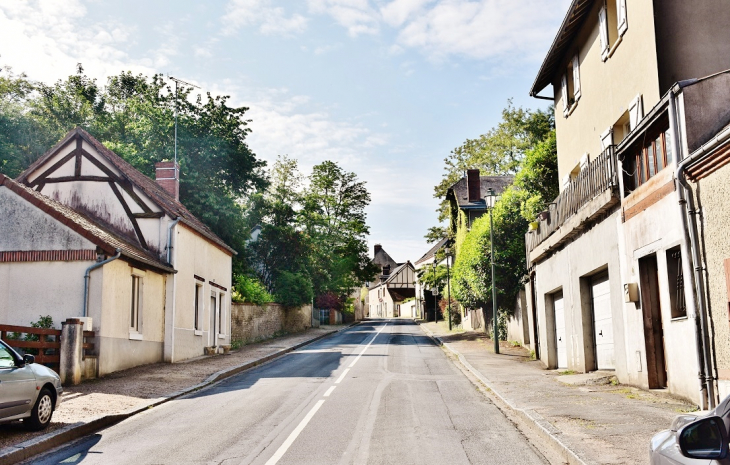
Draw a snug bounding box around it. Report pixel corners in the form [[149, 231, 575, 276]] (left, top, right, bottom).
[[348, 322, 388, 368], [264, 399, 326, 465], [324, 386, 337, 397], [335, 368, 350, 384]]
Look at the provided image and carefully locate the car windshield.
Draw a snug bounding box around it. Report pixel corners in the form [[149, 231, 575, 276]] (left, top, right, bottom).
[[0, 344, 16, 368]]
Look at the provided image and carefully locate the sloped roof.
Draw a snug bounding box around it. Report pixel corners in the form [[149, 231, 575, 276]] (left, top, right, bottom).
[[17, 127, 235, 255], [415, 237, 450, 266], [372, 246, 398, 269], [446, 175, 514, 209], [0, 173, 175, 273], [530, 0, 594, 97]]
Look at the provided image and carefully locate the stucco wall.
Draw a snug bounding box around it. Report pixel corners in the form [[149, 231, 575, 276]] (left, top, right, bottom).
[[693, 162, 730, 400], [553, 0, 661, 182], [534, 211, 627, 377], [230, 303, 312, 345], [96, 258, 166, 375], [167, 223, 233, 362]]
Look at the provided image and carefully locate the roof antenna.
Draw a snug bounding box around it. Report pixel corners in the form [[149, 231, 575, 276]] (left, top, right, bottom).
[[168, 75, 200, 174]]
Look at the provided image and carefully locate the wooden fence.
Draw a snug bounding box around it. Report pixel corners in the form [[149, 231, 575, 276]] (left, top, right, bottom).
[[0, 324, 95, 370], [525, 146, 618, 266]]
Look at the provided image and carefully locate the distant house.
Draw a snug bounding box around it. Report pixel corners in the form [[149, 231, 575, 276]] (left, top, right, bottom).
[[368, 262, 416, 319], [0, 127, 234, 376], [414, 238, 449, 322]]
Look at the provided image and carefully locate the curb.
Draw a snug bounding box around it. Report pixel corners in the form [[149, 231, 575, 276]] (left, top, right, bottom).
[[420, 324, 589, 465], [0, 323, 359, 465]]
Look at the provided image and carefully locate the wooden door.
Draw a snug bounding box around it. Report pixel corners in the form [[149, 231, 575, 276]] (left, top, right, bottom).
[[639, 255, 667, 388]]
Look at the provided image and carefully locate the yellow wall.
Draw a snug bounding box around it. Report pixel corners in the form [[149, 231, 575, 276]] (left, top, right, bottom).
[[553, 0, 661, 183]]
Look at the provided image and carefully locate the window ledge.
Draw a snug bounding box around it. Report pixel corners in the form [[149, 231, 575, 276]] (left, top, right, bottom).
[[129, 331, 143, 341], [194, 330, 203, 336], [602, 36, 623, 62], [671, 316, 689, 322], [564, 101, 578, 118], [218, 334, 226, 339]]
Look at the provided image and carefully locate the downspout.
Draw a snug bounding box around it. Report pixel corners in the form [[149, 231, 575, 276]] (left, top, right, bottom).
[[83, 249, 121, 318], [672, 90, 729, 409], [166, 218, 181, 362]]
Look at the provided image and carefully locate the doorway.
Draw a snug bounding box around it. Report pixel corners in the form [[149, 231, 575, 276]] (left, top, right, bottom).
[[591, 272, 615, 370], [639, 254, 667, 388], [553, 291, 567, 369]]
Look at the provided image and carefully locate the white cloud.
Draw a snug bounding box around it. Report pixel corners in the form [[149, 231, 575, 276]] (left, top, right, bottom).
[[222, 0, 308, 36], [308, 0, 380, 36], [379, 0, 435, 27]]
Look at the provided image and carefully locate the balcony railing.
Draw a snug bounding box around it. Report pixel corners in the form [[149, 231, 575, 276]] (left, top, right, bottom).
[[526, 146, 619, 267]]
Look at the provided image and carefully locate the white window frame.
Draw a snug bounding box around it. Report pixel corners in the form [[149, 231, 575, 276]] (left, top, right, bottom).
[[600, 127, 614, 151], [218, 293, 226, 339], [598, 5, 610, 60], [561, 74, 569, 116], [194, 282, 203, 335], [130, 268, 146, 340], [617, 0, 628, 36], [572, 54, 581, 101], [628, 94, 644, 131]]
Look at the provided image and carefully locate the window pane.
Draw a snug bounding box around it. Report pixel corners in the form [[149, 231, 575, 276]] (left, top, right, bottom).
[[131, 277, 137, 328], [195, 285, 199, 330], [647, 144, 656, 177], [0, 345, 15, 368], [665, 129, 673, 164], [656, 136, 665, 171], [639, 152, 646, 184]]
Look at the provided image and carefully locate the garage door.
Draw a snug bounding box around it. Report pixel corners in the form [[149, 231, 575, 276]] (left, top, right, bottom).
[[591, 272, 615, 370], [554, 292, 567, 369]]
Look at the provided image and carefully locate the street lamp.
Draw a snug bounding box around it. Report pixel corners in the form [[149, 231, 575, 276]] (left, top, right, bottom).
[[445, 246, 453, 331], [486, 187, 499, 354], [431, 261, 438, 324]]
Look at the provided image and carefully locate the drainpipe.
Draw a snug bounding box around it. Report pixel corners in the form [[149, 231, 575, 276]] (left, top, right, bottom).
[[166, 218, 181, 362], [83, 249, 121, 317], [672, 90, 730, 409]]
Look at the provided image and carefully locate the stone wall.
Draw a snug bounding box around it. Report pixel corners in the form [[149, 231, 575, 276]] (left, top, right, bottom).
[[230, 303, 312, 345]]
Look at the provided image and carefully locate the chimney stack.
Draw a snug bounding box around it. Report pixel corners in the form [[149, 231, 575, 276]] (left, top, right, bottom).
[[467, 169, 481, 202], [155, 161, 179, 201], [374, 244, 382, 256]]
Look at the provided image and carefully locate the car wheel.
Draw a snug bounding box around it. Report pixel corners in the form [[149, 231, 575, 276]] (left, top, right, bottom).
[[26, 388, 54, 431]]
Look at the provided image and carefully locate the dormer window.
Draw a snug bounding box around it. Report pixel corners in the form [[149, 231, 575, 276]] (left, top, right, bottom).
[[599, 0, 628, 61]]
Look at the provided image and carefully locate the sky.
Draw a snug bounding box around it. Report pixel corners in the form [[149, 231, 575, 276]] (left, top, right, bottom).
[[0, 0, 569, 263]]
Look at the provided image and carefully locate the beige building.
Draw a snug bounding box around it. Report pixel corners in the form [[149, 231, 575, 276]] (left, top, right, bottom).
[[526, 0, 730, 406], [0, 128, 234, 375], [368, 261, 416, 319]]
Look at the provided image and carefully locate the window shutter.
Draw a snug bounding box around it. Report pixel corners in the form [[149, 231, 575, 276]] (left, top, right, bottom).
[[628, 95, 644, 130], [561, 74, 569, 115], [600, 127, 614, 151], [598, 6, 609, 58], [617, 0, 628, 36], [572, 55, 581, 101]]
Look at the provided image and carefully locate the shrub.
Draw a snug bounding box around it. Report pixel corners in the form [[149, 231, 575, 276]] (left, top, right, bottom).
[[232, 275, 274, 306], [275, 271, 314, 307]]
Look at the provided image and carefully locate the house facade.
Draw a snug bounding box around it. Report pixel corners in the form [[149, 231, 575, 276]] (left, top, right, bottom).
[[0, 128, 234, 375], [414, 238, 449, 322], [526, 0, 730, 406], [368, 260, 416, 319]]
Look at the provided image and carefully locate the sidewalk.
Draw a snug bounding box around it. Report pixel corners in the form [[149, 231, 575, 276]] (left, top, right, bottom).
[[0, 325, 348, 463], [421, 321, 698, 465]]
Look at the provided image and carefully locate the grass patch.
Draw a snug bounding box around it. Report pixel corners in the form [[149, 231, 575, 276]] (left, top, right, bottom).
[[529, 350, 536, 360], [510, 340, 522, 347], [557, 370, 578, 376]]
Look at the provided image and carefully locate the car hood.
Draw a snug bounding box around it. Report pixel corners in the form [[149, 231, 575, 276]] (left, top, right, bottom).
[[29, 363, 61, 383]]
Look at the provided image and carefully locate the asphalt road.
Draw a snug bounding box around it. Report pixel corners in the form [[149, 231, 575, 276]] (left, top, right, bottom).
[[26, 319, 548, 465]]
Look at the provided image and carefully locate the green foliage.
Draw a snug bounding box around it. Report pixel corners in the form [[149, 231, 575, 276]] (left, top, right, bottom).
[[232, 275, 274, 306], [0, 66, 267, 277], [275, 271, 314, 307], [23, 315, 55, 355]]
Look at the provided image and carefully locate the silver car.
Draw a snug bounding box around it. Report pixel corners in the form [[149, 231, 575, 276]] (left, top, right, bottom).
[[0, 339, 62, 430], [651, 395, 730, 464]]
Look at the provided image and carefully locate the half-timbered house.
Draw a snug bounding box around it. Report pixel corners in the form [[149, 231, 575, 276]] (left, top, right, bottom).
[[0, 127, 234, 375], [368, 262, 416, 318]]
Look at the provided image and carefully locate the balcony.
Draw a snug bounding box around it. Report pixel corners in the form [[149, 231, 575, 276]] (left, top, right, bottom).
[[526, 146, 619, 267]]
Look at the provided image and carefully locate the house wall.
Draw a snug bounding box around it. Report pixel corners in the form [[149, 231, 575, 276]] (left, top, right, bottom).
[[167, 223, 233, 362], [95, 258, 166, 376], [692, 162, 730, 401], [653, 0, 730, 95], [619, 174, 700, 403], [230, 303, 311, 345], [507, 290, 530, 346], [368, 285, 394, 318], [534, 211, 627, 377], [553, 0, 661, 182]]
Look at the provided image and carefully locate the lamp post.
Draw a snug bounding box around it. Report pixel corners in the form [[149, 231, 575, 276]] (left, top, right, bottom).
[[486, 187, 499, 354], [432, 261, 438, 324], [445, 246, 453, 331]]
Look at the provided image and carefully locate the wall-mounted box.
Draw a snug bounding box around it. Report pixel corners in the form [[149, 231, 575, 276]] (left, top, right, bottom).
[[624, 283, 639, 303]]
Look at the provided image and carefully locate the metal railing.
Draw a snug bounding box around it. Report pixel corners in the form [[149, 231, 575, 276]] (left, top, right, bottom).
[[526, 146, 618, 264]]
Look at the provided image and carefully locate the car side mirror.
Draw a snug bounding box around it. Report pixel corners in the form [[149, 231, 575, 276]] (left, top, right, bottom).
[[22, 354, 34, 365], [678, 416, 729, 460]]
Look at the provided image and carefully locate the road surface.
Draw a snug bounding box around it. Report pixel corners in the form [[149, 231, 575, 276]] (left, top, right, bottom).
[[27, 319, 548, 465]]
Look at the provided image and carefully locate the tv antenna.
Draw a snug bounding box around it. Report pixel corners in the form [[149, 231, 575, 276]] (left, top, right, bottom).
[[168, 75, 200, 169]]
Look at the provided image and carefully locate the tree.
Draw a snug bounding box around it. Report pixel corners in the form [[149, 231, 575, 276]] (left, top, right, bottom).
[[0, 66, 268, 275], [433, 101, 554, 222], [301, 161, 378, 299]]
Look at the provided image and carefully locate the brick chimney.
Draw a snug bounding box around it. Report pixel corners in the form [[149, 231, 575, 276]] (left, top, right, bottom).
[[155, 161, 179, 201], [467, 169, 481, 202], [374, 244, 382, 256]]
